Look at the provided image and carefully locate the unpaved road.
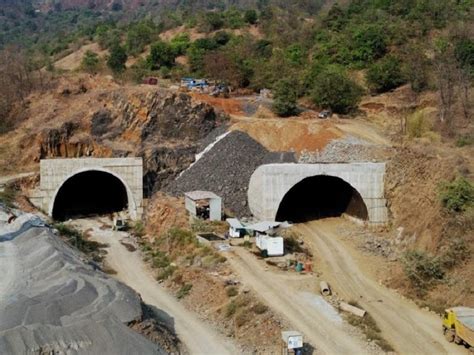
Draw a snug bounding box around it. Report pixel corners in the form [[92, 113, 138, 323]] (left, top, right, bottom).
[[78, 220, 239, 355], [297, 219, 466, 355], [226, 247, 369, 354], [0, 172, 35, 190]]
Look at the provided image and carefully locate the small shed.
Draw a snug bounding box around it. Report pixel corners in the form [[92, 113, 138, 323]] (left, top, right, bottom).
[[247, 221, 291, 257], [143, 77, 158, 85], [184, 191, 222, 221], [226, 218, 246, 238]]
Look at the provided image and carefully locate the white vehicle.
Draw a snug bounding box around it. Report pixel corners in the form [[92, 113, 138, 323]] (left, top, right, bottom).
[[318, 110, 331, 119]]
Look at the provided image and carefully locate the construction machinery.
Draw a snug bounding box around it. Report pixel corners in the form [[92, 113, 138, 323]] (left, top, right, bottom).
[[443, 307, 474, 349]]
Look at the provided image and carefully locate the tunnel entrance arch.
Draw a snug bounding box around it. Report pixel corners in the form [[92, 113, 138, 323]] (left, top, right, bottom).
[[50, 169, 134, 221], [275, 175, 368, 223], [248, 163, 388, 225], [31, 158, 143, 221]]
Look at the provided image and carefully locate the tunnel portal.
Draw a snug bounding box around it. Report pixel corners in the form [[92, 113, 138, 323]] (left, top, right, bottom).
[[52, 171, 128, 221], [275, 175, 368, 223], [248, 163, 388, 225]]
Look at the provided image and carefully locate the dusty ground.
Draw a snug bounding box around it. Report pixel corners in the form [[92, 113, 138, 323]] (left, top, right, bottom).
[[230, 116, 390, 154], [225, 246, 375, 354], [70, 218, 239, 355], [295, 219, 467, 355], [54, 42, 109, 71]]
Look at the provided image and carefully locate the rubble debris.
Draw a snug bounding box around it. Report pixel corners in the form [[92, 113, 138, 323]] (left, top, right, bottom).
[[164, 131, 295, 216], [340, 302, 366, 317], [320, 281, 332, 296]]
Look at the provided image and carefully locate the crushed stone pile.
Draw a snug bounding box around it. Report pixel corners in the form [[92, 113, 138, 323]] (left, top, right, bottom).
[[298, 136, 390, 163], [164, 130, 295, 217], [0, 212, 165, 355]]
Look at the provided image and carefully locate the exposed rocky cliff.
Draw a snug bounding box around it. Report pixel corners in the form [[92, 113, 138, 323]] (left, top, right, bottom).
[[0, 75, 227, 195]]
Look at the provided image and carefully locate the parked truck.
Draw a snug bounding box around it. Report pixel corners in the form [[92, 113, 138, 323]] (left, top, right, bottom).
[[443, 307, 474, 349]]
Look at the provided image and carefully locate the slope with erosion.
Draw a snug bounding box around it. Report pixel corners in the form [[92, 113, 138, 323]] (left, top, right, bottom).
[[0, 74, 227, 196], [359, 86, 474, 309]]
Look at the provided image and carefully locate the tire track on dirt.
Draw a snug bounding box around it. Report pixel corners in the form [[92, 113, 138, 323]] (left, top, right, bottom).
[[298, 220, 465, 355]]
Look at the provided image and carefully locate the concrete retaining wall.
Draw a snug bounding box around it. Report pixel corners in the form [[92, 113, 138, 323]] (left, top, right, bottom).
[[31, 158, 143, 220], [248, 163, 388, 225]]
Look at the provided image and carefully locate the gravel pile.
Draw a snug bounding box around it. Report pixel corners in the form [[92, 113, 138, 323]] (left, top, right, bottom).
[[0, 212, 165, 354], [299, 136, 389, 163], [164, 130, 295, 217]]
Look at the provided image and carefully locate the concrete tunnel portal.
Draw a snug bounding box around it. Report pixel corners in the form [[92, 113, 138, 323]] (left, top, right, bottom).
[[248, 163, 388, 225], [31, 158, 144, 221], [275, 175, 369, 223], [52, 170, 129, 221]]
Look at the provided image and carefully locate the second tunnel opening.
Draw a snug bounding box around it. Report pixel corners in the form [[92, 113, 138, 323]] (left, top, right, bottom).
[[275, 175, 368, 223]]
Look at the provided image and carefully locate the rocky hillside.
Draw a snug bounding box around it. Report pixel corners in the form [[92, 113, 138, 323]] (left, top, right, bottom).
[[0, 74, 227, 196]]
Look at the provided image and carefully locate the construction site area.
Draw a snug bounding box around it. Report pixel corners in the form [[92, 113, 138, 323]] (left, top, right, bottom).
[[1, 71, 473, 355]]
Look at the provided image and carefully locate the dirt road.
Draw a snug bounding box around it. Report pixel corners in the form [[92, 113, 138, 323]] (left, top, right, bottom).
[[79, 220, 239, 355], [297, 219, 466, 355], [0, 172, 35, 189], [226, 247, 370, 354]]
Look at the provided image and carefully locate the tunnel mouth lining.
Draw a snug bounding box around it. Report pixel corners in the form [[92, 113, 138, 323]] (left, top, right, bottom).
[[52, 170, 129, 221], [275, 175, 368, 223]]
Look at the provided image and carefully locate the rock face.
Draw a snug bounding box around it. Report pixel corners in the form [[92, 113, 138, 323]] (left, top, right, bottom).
[[164, 130, 296, 217], [0, 213, 165, 354], [31, 86, 227, 195]]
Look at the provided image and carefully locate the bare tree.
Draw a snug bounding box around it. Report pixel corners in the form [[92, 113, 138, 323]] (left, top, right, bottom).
[[0, 46, 46, 132], [457, 66, 472, 121], [433, 41, 457, 127]]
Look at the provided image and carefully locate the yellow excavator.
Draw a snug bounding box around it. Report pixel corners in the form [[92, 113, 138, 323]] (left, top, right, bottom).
[[443, 307, 474, 350]]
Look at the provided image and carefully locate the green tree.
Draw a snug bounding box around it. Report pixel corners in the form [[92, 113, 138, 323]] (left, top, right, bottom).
[[402, 42, 430, 93], [107, 44, 127, 74], [126, 22, 153, 56], [310, 66, 363, 114], [272, 78, 298, 117], [455, 37, 474, 73], [98, 29, 121, 50], [81, 50, 100, 73], [244, 9, 258, 24], [147, 41, 176, 70], [225, 9, 244, 29], [213, 31, 231, 46], [187, 45, 206, 74], [285, 44, 304, 65], [439, 177, 474, 213], [366, 55, 406, 93], [170, 33, 191, 56], [350, 24, 387, 64], [203, 12, 224, 32]]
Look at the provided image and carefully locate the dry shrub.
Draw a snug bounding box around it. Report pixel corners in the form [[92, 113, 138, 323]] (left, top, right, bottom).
[[407, 109, 431, 138], [235, 310, 251, 327], [226, 286, 239, 297], [252, 302, 268, 314]]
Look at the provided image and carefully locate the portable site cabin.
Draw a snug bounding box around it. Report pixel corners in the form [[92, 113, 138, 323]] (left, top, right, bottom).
[[184, 191, 222, 222], [247, 221, 290, 257], [226, 218, 246, 238]]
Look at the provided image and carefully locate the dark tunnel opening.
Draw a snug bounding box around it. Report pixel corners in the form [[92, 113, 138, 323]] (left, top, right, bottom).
[[275, 175, 368, 223], [52, 170, 128, 221]]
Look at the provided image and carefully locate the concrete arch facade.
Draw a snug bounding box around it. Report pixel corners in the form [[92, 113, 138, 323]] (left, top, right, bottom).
[[32, 158, 143, 220], [248, 163, 388, 225]]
